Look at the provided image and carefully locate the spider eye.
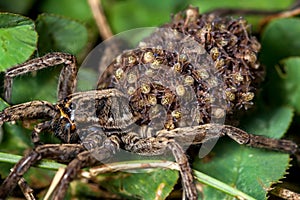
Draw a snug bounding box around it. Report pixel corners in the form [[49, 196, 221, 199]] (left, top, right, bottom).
[[69, 103, 76, 110]]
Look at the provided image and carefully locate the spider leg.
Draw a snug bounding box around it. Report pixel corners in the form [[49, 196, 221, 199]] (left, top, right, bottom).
[[0, 100, 56, 145], [167, 141, 197, 200], [0, 144, 84, 199], [121, 133, 198, 200], [221, 125, 299, 154], [0, 101, 56, 124], [18, 177, 35, 200], [4, 52, 77, 102], [50, 136, 119, 200], [158, 124, 299, 154], [50, 151, 97, 199]]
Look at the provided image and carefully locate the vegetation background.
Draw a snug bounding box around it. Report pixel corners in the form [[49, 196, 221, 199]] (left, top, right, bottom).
[[0, 0, 299, 199]]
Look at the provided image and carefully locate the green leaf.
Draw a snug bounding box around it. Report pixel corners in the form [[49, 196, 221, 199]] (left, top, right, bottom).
[[101, 169, 178, 200], [0, 152, 65, 170], [193, 0, 293, 13], [240, 106, 294, 138], [262, 57, 300, 113], [11, 69, 58, 103], [39, 0, 93, 22], [0, 98, 9, 110], [35, 14, 88, 55], [277, 57, 300, 114], [260, 19, 300, 107], [196, 144, 289, 200], [77, 68, 99, 91], [261, 18, 300, 67], [0, 0, 35, 14], [193, 0, 293, 31], [1, 123, 32, 153], [102, 0, 188, 33], [194, 106, 292, 199], [8, 14, 90, 103], [0, 13, 37, 71]]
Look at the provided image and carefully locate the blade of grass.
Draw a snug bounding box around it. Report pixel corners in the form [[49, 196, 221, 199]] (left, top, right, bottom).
[[0, 152, 256, 199], [0, 152, 66, 170]]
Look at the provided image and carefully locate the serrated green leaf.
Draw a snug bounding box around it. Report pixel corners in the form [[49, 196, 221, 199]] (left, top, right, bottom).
[[35, 14, 88, 55], [278, 57, 300, 114], [9, 14, 90, 104], [195, 143, 289, 200], [101, 169, 178, 200], [258, 19, 300, 108], [0, 13, 37, 71], [194, 106, 292, 199], [261, 18, 300, 67], [240, 106, 294, 138]]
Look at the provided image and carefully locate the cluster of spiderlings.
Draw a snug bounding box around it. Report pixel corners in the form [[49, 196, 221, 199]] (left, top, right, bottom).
[[97, 6, 263, 130], [98, 46, 226, 131], [164, 7, 264, 111]]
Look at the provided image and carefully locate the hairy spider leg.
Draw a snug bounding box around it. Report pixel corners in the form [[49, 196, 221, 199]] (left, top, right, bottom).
[[4, 52, 78, 103], [0, 100, 56, 144], [157, 124, 299, 154], [120, 132, 198, 200], [168, 141, 197, 200], [0, 97, 121, 199], [50, 145, 115, 199], [0, 101, 57, 198], [17, 177, 35, 200], [0, 144, 84, 199], [221, 125, 299, 154], [0, 101, 56, 123]]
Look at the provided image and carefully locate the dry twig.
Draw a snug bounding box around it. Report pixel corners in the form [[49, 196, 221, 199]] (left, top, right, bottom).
[[87, 0, 113, 39]]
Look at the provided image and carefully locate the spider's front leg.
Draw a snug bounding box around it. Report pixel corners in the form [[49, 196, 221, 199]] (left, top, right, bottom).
[[4, 52, 77, 102], [0, 144, 84, 199], [50, 135, 120, 200], [0, 101, 70, 198], [0, 100, 57, 144]]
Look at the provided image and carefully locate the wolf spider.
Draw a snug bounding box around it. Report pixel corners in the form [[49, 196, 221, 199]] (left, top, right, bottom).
[[0, 52, 298, 200]]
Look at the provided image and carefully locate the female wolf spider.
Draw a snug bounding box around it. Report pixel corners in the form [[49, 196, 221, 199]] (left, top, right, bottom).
[[0, 8, 299, 200], [0, 50, 298, 200]]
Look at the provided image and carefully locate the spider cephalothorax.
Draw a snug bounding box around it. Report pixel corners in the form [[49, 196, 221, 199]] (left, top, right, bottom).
[[0, 6, 298, 200], [52, 89, 136, 144]]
